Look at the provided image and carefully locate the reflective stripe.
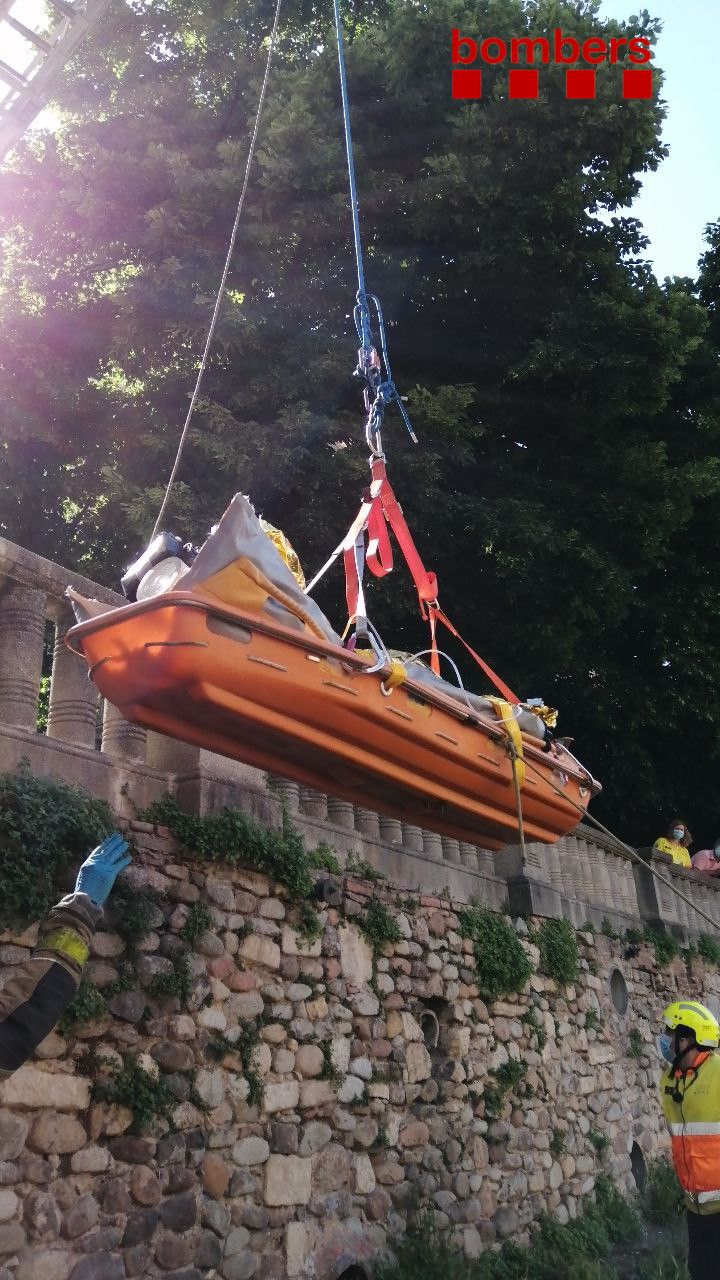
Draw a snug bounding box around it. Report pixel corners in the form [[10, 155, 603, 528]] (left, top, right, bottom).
[[697, 1190, 720, 1203], [669, 1122, 720, 1136], [41, 929, 89, 966]]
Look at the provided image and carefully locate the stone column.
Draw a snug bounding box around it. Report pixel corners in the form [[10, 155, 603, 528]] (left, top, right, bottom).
[[269, 777, 301, 815], [476, 849, 497, 876], [618, 855, 640, 918], [573, 837, 599, 909], [558, 836, 582, 903], [0, 582, 46, 729], [459, 842, 479, 870], [441, 836, 461, 865], [354, 807, 380, 840], [379, 816, 403, 845], [101, 701, 147, 762], [422, 830, 443, 861], [545, 840, 566, 896], [327, 796, 355, 830], [299, 788, 328, 821], [402, 823, 425, 852], [46, 610, 98, 748], [145, 729, 196, 772], [606, 849, 628, 913]]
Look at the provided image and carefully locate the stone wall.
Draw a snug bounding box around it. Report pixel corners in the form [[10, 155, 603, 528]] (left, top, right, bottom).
[[0, 821, 715, 1280]]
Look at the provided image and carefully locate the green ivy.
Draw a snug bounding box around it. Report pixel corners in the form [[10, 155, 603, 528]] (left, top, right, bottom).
[[296, 900, 322, 944], [138, 795, 316, 899], [457, 907, 533, 1002], [537, 918, 579, 985], [550, 1128, 566, 1157], [360, 897, 402, 954], [375, 1176, 641, 1280], [697, 933, 720, 966], [58, 978, 107, 1034], [521, 1005, 547, 1052], [627, 1028, 645, 1059], [93, 1054, 176, 1132], [644, 928, 680, 968], [235, 1019, 262, 1106], [0, 766, 113, 927], [306, 844, 341, 874], [641, 1158, 685, 1224], [181, 901, 214, 946], [346, 852, 384, 882], [148, 952, 192, 1004], [110, 883, 159, 952], [588, 1129, 610, 1155], [483, 1060, 528, 1120]]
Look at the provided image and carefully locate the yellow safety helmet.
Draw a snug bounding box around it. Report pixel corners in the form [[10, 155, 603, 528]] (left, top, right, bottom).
[[662, 1000, 720, 1048]]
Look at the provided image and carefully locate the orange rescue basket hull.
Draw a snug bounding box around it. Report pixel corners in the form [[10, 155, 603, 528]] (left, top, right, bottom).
[[66, 592, 599, 849]]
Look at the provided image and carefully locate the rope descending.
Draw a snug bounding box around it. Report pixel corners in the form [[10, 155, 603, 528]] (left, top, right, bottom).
[[151, 0, 284, 539]]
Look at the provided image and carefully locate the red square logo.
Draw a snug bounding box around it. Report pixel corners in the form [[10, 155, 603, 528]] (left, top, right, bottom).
[[566, 69, 596, 100], [623, 68, 652, 99], [452, 68, 482, 99], [509, 69, 539, 100]]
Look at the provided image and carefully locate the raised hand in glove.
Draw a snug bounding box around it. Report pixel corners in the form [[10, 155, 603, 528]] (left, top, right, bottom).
[[75, 832, 132, 906]]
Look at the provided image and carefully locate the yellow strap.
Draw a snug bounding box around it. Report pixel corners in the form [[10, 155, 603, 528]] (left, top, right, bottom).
[[384, 658, 407, 690], [489, 697, 526, 787], [41, 929, 89, 967]]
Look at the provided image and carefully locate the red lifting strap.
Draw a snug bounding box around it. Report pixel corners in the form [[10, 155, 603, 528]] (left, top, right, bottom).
[[343, 456, 437, 620], [342, 457, 521, 704], [429, 604, 521, 706], [366, 456, 438, 603]]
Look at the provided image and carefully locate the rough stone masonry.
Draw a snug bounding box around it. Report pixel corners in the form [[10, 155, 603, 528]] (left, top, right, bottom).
[[0, 820, 713, 1280]]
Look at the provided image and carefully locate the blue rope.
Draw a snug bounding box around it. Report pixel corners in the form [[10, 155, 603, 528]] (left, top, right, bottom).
[[331, 0, 417, 449], [332, 0, 372, 353]]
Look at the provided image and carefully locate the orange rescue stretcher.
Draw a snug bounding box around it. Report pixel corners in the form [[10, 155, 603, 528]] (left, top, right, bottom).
[[66, 494, 600, 850]]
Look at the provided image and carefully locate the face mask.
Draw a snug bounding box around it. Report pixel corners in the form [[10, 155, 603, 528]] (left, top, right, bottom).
[[713, 847, 720, 859], [672, 828, 685, 842], [658, 1032, 675, 1064]]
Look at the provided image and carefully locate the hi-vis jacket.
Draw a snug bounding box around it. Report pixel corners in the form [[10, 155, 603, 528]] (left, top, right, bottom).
[[0, 893, 100, 1080], [660, 1052, 720, 1214]]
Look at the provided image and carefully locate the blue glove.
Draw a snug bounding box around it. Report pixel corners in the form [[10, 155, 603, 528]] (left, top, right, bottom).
[[75, 832, 132, 906]]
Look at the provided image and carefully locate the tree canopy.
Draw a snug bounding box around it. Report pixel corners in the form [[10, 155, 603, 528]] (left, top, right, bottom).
[[1, 0, 719, 847]]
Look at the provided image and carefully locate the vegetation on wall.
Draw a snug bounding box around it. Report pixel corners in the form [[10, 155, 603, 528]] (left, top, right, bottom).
[[139, 795, 317, 900], [536, 918, 580, 986], [458, 906, 533, 1002], [360, 896, 402, 954], [0, 766, 113, 927], [482, 1059, 529, 1121], [375, 1176, 643, 1280], [92, 1053, 176, 1132]]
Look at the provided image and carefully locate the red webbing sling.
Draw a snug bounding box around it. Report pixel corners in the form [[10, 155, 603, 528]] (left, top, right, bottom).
[[341, 456, 521, 704]]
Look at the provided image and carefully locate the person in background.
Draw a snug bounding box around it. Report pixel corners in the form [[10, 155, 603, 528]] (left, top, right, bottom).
[[659, 1000, 720, 1279], [692, 839, 720, 876], [653, 820, 692, 868], [0, 832, 130, 1079]]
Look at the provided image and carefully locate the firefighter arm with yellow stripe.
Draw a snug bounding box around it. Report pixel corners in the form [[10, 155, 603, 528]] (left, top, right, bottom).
[[0, 892, 103, 1079], [0, 831, 129, 1078], [660, 1053, 720, 1213]]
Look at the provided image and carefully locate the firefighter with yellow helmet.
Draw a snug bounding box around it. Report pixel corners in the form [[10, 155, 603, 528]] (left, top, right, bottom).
[[659, 999, 720, 1279]]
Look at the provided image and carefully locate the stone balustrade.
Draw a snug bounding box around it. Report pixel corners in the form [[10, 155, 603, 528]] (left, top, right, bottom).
[[1, 533, 719, 938]]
